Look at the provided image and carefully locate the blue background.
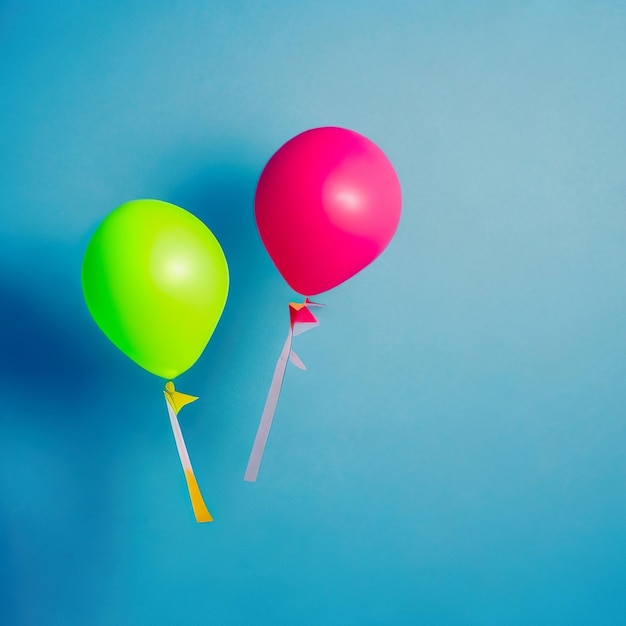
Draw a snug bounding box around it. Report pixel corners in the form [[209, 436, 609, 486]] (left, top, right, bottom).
[[2, 1, 626, 624]]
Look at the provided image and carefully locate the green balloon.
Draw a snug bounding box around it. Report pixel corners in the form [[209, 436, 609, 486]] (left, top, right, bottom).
[[82, 199, 229, 380]]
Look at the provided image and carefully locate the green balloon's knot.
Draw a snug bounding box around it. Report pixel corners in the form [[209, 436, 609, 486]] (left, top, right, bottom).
[[165, 381, 175, 393]]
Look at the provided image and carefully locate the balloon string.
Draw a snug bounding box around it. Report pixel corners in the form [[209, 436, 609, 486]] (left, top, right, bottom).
[[244, 328, 294, 482], [164, 394, 213, 522]]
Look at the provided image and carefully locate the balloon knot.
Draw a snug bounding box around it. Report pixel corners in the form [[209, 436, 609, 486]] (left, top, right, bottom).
[[165, 381, 175, 393]]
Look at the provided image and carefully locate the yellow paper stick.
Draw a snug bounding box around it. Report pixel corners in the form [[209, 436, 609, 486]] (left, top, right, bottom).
[[164, 382, 213, 523]]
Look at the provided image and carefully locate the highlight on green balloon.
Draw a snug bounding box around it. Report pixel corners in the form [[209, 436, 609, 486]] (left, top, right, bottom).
[[82, 198, 229, 380]]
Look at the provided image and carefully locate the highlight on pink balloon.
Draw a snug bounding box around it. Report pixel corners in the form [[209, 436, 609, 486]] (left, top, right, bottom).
[[254, 126, 402, 296]]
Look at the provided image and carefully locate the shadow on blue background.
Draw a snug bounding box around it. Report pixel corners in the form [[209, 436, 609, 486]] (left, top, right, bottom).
[[0, 239, 116, 415]]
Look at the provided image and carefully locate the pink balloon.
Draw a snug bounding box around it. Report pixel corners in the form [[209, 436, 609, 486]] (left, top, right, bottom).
[[255, 126, 402, 296]]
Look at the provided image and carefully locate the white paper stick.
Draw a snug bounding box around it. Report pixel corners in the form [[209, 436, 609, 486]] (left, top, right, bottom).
[[165, 396, 193, 471], [164, 394, 212, 522], [289, 350, 306, 370], [244, 329, 293, 482]]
